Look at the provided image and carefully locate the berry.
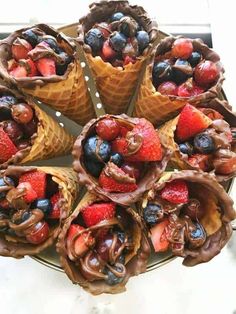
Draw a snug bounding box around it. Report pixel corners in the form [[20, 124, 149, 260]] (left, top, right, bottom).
[[194, 60, 220, 87], [11, 103, 34, 124], [0, 199, 11, 210], [96, 22, 111, 38], [10, 65, 27, 78], [11, 38, 32, 61], [119, 16, 138, 37], [7, 59, 18, 71], [190, 222, 206, 243], [101, 40, 117, 61], [176, 104, 212, 142], [82, 202, 116, 227], [123, 56, 136, 65], [0, 176, 15, 199], [104, 264, 125, 286], [173, 59, 192, 84], [22, 29, 40, 47], [0, 95, 17, 106], [19, 170, 46, 199], [193, 133, 215, 154], [152, 61, 173, 87], [110, 153, 123, 167], [56, 52, 73, 75], [188, 51, 202, 67], [84, 136, 111, 163], [160, 179, 189, 204], [40, 37, 60, 53], [110, 12, 124, 22], [96, 118, 120, 141], [26, 221, 49, 244], [0, 128, 18, 163], [36, 58, 56, 77], [213, 153, 236, 175], [121, 162, 141, 180], [157, 81, 178, 96], [109, 32, 127, 52], [84, 159, 104, 178], [85, 28, 104, 52], [122, 38, 138, 59], [0, 96, 17, 121], [21, 211, 31, 222], [179, 142, 193, 155], [48, 192, 61, 219], [150, 219, 169, 252], [188, 153, 212, 171], [32, 198, 52, 215], [143, 203, 163, 225], [136, 30, 149, 53], [177, 79, 204, 97], [17, 182, 38, 203], [96, 234, 122, 262], [22, 118, 38, 137], [199, 108, 223, 120], [183, 198, 204, 220], [1, 120, 23, 143], [19, 59, 38, 77], [171, 38, 193, 59]]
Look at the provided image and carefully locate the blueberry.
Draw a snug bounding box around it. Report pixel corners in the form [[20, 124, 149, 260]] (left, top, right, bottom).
[[117, 254, 125, 264], [191, 222, 206, 239], [0, 96, 17, 120], [111, 12, 124, 22], [0, 177, 15, 199], [110, 153, 123, 166], [179, 142, 193, 156], [104, 265, 125, 286], [0, 96, 17, 106], [41, 37, 60, 53], [116, 231, 126, 243], [193, 133, 215, 154], [188, 51, 202, 67], [22, 29, 40, 47], [84, 159, 104, 178], [32, 198, 52, 215], [85, 28, 104, 53], [109, 32, 127, 52], [152, 61, 173, 87], [143, 203, 163, 225], [136, 30, 149, 53], [119, 17, 138, 37], [56, 52, 73, 75], [84, 136, 111, 163], [173, 59, 192, 84], [21, 211, 31, 222]]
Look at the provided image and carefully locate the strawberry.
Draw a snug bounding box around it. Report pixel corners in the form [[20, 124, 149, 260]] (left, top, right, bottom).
[[48, 192, 61, 219], [0, 199, 11, 210], [198, 108, 224, 120], [11, 38, 32, 61], [124, 56, 136, 65], [19, 59, 38, 77], [82, 202, 116, 227], [188, 153, 213, 171], [7, 59, 18, 71], [66, 224, 95, 260], [213, 155, 236, 175], [150, 219, 170, 252], [10, 65, 27, 78], [177, 79, 204, 97], [19, 170, 46, 199], [102, 40, 117, 60], [119, 126, 129, 137], [176, 104, 212, 142], [99, 163, 138, 193], [0, 128, 18, 163], [36, 58, 56, 77], [160, 179, 189, 204], [17, 182, 38, 203]]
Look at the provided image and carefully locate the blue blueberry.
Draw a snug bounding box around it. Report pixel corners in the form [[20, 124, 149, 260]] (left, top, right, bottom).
[[117, 254, 125, 264], [110, 12, 124, 22], [84, 159, 104, 178], [193, 133, 215, 154], [191, 222, 206, 240], [109, 32, 127, 52], [40, 37, 60, 53], [110, 153, 123, 167], [0, 96, 17, 121], [22, 29, 41, 47], [84, 136, 111, 163], [0, 177, 15, 199], [152, 61, 173, 87], [188, 51, 202, 67], [104, 264, 125, 286], [136, 31, 149, 53], [56, 52, 73, 75], [21, 211, 31, 222], [143, 203, 163, 225], [179, 142, 193, 156], [173, 59, 192, 84], [85, 28, 104, 53], [32, 198, 52, 215]]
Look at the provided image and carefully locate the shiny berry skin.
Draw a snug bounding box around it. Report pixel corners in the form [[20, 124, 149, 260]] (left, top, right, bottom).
[[121, 162, 141, 180], [152, 61, 173, 87], [11, 103, 34, 124], [97, 22, 111, 38], [104, 264, 125, 286], [177, 79, 204, 97], [84, 159, 104, 178], [157, 81, 178, 96], [171, 38, 193, 59], [194, 60, 220, 87], [41, 37, 60, 53], [12, 38, 32, 61], [22, 118, 38, 137], [188, 51, 202, 67], [22, 29, 40, 47], [16, 140, 31, 150], [143, 203, 163, 225], [190, 222, 206, 240], [179, 142, 193, 155], [85, 28, 104, 53], [96, 234, 122, 262], [110, 12, 124, 22], [0, 96, 17, 121], [2, 120, 23, 143], [84, 136, 111, 163], [32, 198, 52, 215], [26, 221, 49, 244], [173, 59, 192, 84], [101, 40, 117, 61], [109, 32, 127, 52], [0, 95, 17, 106], [110, 153, 123, 167], [136, 31, 149, 53], [119, 16, 138, 37], [96, 118, 120, 141], [193, 133, 215, 154]]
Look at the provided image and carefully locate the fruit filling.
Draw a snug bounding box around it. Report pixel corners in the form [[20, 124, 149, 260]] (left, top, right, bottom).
[[84, 12, 150, 66], [82, 116, 163, 193], [8, 27, 74, 78], [152, 37, 220, 97], [0, 170, 64, 244], [0, 93, 38, 163], [176, 104, 236, 175], [65, 201, 136, 286]]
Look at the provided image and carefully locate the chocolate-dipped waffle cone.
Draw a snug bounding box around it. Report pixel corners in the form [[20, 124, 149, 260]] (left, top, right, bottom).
[[56, 192, 150, 295], [140, 170, 235, 266], [0, 166, 78, 258], [77, 0, 158, 115], [0, 24, 95, 125], [134, 36, 224, 126]]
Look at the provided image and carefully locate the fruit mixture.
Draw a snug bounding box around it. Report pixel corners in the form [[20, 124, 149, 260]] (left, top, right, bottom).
[[84, 12, 150, 66], [0, 170, 63, 244], [8, 27, 73, 78], [175, 104, 236, 175], [143, 179, 207, 254], [152, 37, 220, 97], [65, 201, 135, 286], [83, 116, 163, 193], [0, 94, 38, 163]]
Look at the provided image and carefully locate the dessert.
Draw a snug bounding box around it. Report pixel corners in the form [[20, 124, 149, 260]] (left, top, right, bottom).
[[135, 36, 224, 126], [0, 166, 78, 257], [77, 0, 158, 114], [73, 114, 170, 206], [159, 102, 236, 181], [0, 85, 74, 168], [141, 170, 235, 266], [57, 192, 150, 295], [0, 24, 94, 125]]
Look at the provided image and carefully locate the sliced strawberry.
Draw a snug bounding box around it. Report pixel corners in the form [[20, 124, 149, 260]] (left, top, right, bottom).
[[0, 128, 18, 163], [36, 58, 56, 77], [102, 40, 117, 60], [177, 79, 204, 97], [7, 59, 18, 71], [150, 219, 170, 252], [19, 59, 38, 77], [188, 153, 213, 171], [198, 108, 224, 120], [160, 179, 189, 204], [11, 38, 32, 61], [10, 65, 27, 78], [17, 182, 38, 203], [48, 192, 61, 219], [19, 170, 46, 199], [81, 202, 116, 227], [176, 104, 212, 142]]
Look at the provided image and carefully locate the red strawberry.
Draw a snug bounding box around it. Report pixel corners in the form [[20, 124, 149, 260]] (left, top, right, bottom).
[[119, 126, 129, 137], [160, 179, 189, 204], [124, 56, 136, 65], [198, 108, 224, 120], [17, 182, 38, 203], [66, 224, 95, 260], [188, 153, 212, 171], [176, 104, 212, 141], [48, 192, 61, 219], [19, 170, 46, 199], [102, 40, 117, 60], [36, 58, 56, 77], [213, 154, 236, 175], [7, 59, 18, 71], [177, 79, 204, 97], [11, 38, 32, 61], [82, 202, 116, 227], [0, 128, 18, 163], [26, 221, 49, 244], [19, 59, 38, 77], [10, 65, 27, 78], [150, 219, 170, 252], [99, 163, 138, 193]]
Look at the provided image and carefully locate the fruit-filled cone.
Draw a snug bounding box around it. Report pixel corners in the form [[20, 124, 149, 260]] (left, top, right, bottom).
[[158, 103, 236, 181], [0, 166, 78, 257], [73, 114, 170, 206], [56, 192, 150, 295], [135, 36, 224, 126], [0, 24, 95, 125], [140, 170, 235, 266], [77, 0, 158, 114], [0, 85, 75, 168]]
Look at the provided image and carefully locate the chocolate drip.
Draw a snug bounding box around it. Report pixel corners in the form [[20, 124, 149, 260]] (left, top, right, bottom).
[[104, 162, 136, 184]]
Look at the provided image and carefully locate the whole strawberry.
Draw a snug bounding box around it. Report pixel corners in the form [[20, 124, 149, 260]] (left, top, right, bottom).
[[0, 128, 18, 163], [19, 170, 46, 199], [82, 202, 116, 227]]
